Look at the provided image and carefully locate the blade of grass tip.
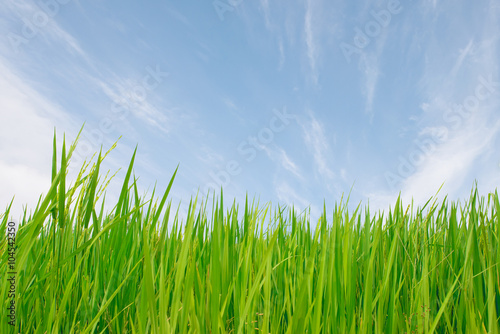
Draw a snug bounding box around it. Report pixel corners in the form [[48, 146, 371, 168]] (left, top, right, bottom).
[[210, 190, 222, 334], [50, 129, 58, 278], [494, 190, 500, 276], [132, 175, 141, 219], [51, 128, 57, 223], [55, 136, 67, 303], [94, 193, 106, 237], [115, 146, 137, 217], [0, 197, 14, 236], [65, 124, 84, 161], [58, 135, 66, 229], [153, 164, 178, 224], [106, 137, 121, 155], [15, 170, 60, 274], [83, 150, 101, 230], [144, 183, 156, 230]]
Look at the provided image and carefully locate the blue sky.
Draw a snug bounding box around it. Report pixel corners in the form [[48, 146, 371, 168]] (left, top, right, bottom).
[[1, 0, 499, 222]]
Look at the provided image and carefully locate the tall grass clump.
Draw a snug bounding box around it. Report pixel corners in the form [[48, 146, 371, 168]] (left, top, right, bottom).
[[1, 133, 499, 333]]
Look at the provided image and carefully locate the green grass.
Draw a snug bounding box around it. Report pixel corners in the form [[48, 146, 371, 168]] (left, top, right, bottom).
[[1, 133, 499, 333]]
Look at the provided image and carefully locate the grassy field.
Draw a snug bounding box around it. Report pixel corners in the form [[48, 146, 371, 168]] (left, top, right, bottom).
[[1, 134, 499, 333]]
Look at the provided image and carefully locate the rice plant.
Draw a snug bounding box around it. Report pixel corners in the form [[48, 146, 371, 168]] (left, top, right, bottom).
[[1, 133, 499, 333]]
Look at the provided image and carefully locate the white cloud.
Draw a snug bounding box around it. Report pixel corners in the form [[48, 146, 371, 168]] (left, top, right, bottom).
[[340, 168, 347, 181], [304, 0, 319, 84], [278, 37, 285, 70], [1, 0, 88, 60], [360, 54, 380, 119], [197, 145, 225, 165], [260, 0, 271, 31], [0, 56, 78, 219], [400, 118, 500, 205], [367, 112, 500, 213], [262, 146, 303, 179], [301, 110, 335, 181], [450, 39, 474, 78], [367, 0, 500, 212], [278, 148, 302, 178], [3, 0, 171, 136], [359, 29, 387, 120], [93, 75, 171, 134], [223, 98, 237, 110]]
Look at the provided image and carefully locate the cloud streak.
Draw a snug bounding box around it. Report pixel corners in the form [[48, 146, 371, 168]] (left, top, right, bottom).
[[0, 55, 78, 218], [304, 0, 318, 84], [302, 110, 335, 181]]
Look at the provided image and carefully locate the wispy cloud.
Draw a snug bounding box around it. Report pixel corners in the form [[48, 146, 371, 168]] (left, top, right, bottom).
[[223, 98, 237, 110], [450, 39, 474, 78], [277, 148, 302, 178], [0, 56, 77, 218], [301, 110, 335, 181], [359, 29, 388, 121], [94, 75, 171, 134], [46, 20, 89, 60], [401, 117, 500, 205], [0, 0, 179, 218], [360, 54, 380, 120], [260, 0, 271, 31], [197, 145, 225, 165], [3, 0, 172, 135], [278, 37, 285, 70], [367, 22, 499, 211], [2, 0, 88, 60], [304, 0, 319, 84], [256, 0, 286, 70], [261, 146, 303, 179]]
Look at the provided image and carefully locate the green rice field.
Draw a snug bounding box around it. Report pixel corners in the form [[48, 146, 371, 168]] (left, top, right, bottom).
[[1, 134, 499, 333]]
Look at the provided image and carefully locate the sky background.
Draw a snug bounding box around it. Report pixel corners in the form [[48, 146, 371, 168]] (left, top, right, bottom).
[[1, 0, 499, 223]]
